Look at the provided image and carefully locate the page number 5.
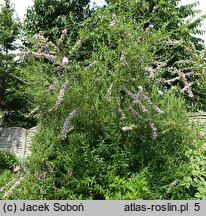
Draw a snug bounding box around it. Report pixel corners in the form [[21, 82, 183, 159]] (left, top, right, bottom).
[[194, 203, 200, 211]]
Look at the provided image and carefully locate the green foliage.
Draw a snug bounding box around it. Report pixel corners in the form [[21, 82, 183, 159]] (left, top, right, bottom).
[[0, 0, 28, 126], [105, 170, 150, 199], [0, 170, 17, 200], [0, 0, 20, 52], [0, 150, 18, 173], [24, 0, 90, 40], [106, 0, 206, 50]]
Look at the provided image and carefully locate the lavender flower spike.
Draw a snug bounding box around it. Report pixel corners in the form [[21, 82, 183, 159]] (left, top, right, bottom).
[[148, 122, 157, 139], [85, 60, 97, 70], [117, 97, 126, 119], [0, 178, 17, 193], [60, 29, 68, 46], [18, 51, 56, 62], [137, 86, 163, 113], [125, 89, 149, 113], [167, 180, 178, 193], [121, 125, 135, 132], [128, 104, 143, 120], [3, 177, 24, 198], [48, 80, 58, 92], [120, 52, 127, 62], [107, 82, 113, 102], [141, 93, 163, 113], [61, 29, 67, 40], [62, 109, 78, 140], [109, 14, 117, 26], [56, 81, 69, 105], [62, 56, 69, 66]]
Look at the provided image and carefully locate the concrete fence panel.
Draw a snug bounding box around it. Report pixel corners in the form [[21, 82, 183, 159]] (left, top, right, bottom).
[[1, 112, 206, 158], [0, 126, 38, 158]]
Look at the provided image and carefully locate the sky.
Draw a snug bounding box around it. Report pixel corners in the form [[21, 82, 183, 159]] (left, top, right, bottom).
[[181, 0, 206, 41], [0, 0, 205, 41], [0, 0, 106, 21]]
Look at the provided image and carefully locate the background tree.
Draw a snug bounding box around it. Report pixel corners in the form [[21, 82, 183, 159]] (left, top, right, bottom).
[[106, 0, 206, 50], [105, 0, 206, 110], [0, 0, 20, 52], [24, 0, 90, 41], [0, 0, 20, 106], [0, 0, 33, 127]]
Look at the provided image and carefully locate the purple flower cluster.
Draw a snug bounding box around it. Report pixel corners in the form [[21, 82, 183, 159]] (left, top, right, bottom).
[[120, 51, 128, 67], [124, 89, 149, 113], [85, 60, 97, 70], [160, 69, 194, 98], [0, 178, 17, 193], [160, 76, 180, 85], [19, 51, 56, 62], [117, 97, 126, 119], [107, 83, 113, 102], [120, 51, 127, 62], [128, 104, 158, 139], [144, 66, 155, 79], [167, 180, 178, 193], [3, 177, 24, 198], [128, 104, 143, 120], [137, 87, 163, 113], [179, 73, 194, 98], [121, 125, 135, 132], [173, 60, 194, 66], [164, 39, 184, 46], [61, 56, 69, 66], [70, 39, 83, 54], [144, 61, 166, 79], [60, 29, 67, 46], [148, 122, 157, 139], [62, 109, 78, 141], [109, 14, 117, 26], [56, 81, 69, 105], [48, 80, 58, 92], [125, 87, 162, 139], [181, 81, 195, 97], [145, 57, 195, 98]]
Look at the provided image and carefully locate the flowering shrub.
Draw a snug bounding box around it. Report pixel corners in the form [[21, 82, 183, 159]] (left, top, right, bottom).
[[2, 0, 206, 200]]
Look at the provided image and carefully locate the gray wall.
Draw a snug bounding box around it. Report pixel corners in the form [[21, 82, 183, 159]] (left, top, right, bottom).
[[0, 126, 38, 158]]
